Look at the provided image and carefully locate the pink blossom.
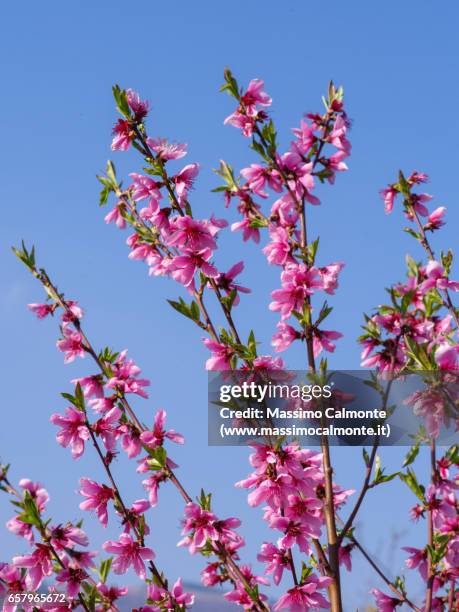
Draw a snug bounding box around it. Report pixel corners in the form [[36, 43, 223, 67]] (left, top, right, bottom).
[[96, 583, 129, 608], [90, 396, 116, 414], [203, 338, 235, 370], [224, 79, 271, 137], [126, 89, 150, 121], [381, 186, 398, 214], [92, 406, 121, 451], [6, 515, 34, 542], [19, 479, 49, 512], [319, 262, 344, 295], [312, 329, 343, 357], [72, 375, 104, 399], [79, 478, 115, 527], [271, 194, 300, 226], [292, 119, 316, 156], [435, 343, 458, 370], [28, 303, 54, 319], [56, 566, 89, 598], [424, 206, 446, 231], [404, 388, 450, 436], [118, 422, 142, 458], [240, 79, 272, 115], [403, 546, 428, 579], [371, 588, 401, 611], [148, 578, 195, 609], [241, 164, 282, 197], [13, 544, 54, 591], [140, 409, 184, 448], [142, 471, 168, 507], [167, 216, 216, 251], [338, 544, 353, 572], [231, 217, 261, 243], [272, 322, 298, 352], [263, 225, 292, 266], [252, 355, 285, 371], [213, 261, 250, 306], [111, 119, 134, 151], [274, 575, 332, 611], [257, 542, 290, 585], [201, 562, 224, 587], [50, 407, 90, 459], [56, 328, 85, 363], [408, 171, 429, 184], [237, 470, 294, 509], [60, 301, 84, 326], [104, 203, 126, 229], [50, 524, 89, 550], [419, 260, 459, 294], [103, 533, 154, 579], [105, 350, 150, 398], [269, 516, 319, 553], [129, 173, 162, 205], [173, 163, 200, 204], [223, 565, 269, 607], [177, 503, 220, 555], [270, 263, 323, 320], [169, 248, 219, 289], [147, 137, 187, 160], [223, 112, 256, 137], [0, 564, 27, 606]]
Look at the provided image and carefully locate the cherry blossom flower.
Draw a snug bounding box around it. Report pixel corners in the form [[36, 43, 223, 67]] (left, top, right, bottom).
[[173, 163, 200, 205], [126, 89, 150, 121], [257, 542, 290, 585], [140, 409, 184, 449], [50, 407, 90, 459], [148, 578, 194, 609], [212, 261, 250, 305], [203, 338, 235, 370], [105, 350, 150, 398], [274, 575, 332, 611], [13, 544, 54, 591], [111, 119, 134, 151], [56, 566, 89, 598], [79, 478, 115, 527], [272, 322, 299, 352], [56, 328, 85, 363], [147, 137, 187, 160], [103, 533, 154, 579], [270, 263, 323, 320], [28, 303, 54, 319], [371, 588, 401, 611]]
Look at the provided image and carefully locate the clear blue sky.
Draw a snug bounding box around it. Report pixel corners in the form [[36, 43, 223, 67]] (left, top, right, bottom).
[[1, 1, 458, 608]]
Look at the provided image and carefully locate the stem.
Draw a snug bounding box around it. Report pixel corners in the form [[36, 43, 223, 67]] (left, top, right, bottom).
[[85, 422, 170, 591], [255, 115, 343, 610], [448, 580, 456, 611], [349, 535, 421, 611], [424, 440, 437, 612]]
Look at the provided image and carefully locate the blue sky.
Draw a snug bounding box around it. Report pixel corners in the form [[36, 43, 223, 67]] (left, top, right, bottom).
[[1, 1, 458, 608]]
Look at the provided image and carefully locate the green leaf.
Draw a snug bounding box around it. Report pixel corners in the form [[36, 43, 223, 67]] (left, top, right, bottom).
[[146, 446, 167, 470], [403, 444, 420, 468], [112, 85, 131, 118], [220, 68, 239, 99], [99, 557, 112, 583], [399, 469, 425, 502]]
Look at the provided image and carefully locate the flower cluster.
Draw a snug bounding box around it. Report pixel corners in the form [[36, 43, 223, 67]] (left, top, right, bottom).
[[237, 444, 353, 609], [372, 446, 458, 610], [1, 472, 127, 611]]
